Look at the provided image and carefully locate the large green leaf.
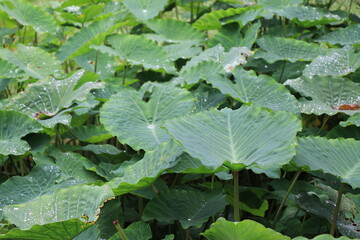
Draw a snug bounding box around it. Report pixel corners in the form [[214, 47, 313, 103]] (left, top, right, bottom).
[[142, 189, 227, 229], [257, 0, 303, 9], [145, 18, 205, 42], [0, 59, 25, 78], [202, 218, 290, 240], [0, 0, 57, 33], [316, 24, 360, 45], [293, 136, 360, 189], [122, 0, 167, 21], [284, 75, 360, 116], [6, 70, 103, 120], [165, 104, 301, 172], [108, 140, 183, 196], [0, 219, 92, 240], [255, 36, 326, 63], [0, 110, 42, 155], [70, 125, 113, 143], [303, 47, 360, 77], [100, 85, 194, 151], [94, 34, 175, 73], [293, 235, 352, 240], [56, 13, 128, 61], [275, 6, 343, 27], [0, 44, 63, 80], [3, 184, 114, 229], [0, 166, 62, 220], [162, 40, 202, 61], [206, 66, 300, 113], [109, 221, 152, 240]]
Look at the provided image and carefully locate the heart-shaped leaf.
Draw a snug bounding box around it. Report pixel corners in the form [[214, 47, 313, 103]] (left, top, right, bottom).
[[284, 75, 360, 116], [165, 104, 301, 173], [142, 189, 227, 229], [293, 136, 360, 188], [0, 110, 42, 155], [100, 84, 194, 151], [122, 0, 167, 21]]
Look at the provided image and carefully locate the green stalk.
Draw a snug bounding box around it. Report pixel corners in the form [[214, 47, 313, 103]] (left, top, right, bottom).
[[330, 183, 344, 236], [272, 170, 301, 228], [94, 50, 99, 74], [113, 220, 129, 240], [122, 63, 128, 85], [233, 171, 240, 221], [190, 0, 194, 22], [278, 61, 287, 83], [317, 115, 329, 136], [348, 0, 353, 15]]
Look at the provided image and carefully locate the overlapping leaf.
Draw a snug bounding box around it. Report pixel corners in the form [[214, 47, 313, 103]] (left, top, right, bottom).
[[94, 34, 175, 73], [0, 110, 42, 155], [340, 113, 360, 127], [6, 70, 103, 120], [100, 85, 194, 151], [142, 189, 227, 229], [293, 136, 360, 189], [316, 24, 360, 45], [165, 104, 301, 172], [255, 36, 326, 63], [0, 44, 63, 80], [303, 47, 360, 77], [0, 0, 58, 33], [108, 140, 183, 196], [206, 66, 300, 113], [284, 75, 360, 115]]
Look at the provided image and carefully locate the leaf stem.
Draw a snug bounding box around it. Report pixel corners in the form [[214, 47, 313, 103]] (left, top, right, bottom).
[[330, 182, 344, 236], [272, 170, 301, 228], [113, 220, 129, 240], [279, 61, 287, 83], [233, 171, 240, 221]]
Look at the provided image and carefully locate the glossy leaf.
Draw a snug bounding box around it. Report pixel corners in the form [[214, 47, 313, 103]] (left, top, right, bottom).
[[284, 75, 360, 116], [202, 218, 290, 240], [316, 24, 360, 45], [108, 140, 183, 196], [100, 85, 193, 151], [303, 47, 360, 77], [0, 44, 63, 80], [145, 18, 205, 42], [82, 144, 121, 155], [0, 0, 57, 33], [165, 104, 301, 172], [70, 125, 113, 143], [162, 40, 202, 61], [6, 70, 103, 119], [3, 184, 114, 229], [94, 34, 175, 73], [0, 110, 42, 155], [0, 219, 92, 240], [0, 59, 25, 78], [206, 66, 300, 113], [294, 136, 360, 188], [142, 189, 227, 229], [122, 0, 167, 21], [255, 36, 326, 63]]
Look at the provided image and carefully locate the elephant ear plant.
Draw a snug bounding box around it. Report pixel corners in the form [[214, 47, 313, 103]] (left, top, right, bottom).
[[0, 0, 360, 239]]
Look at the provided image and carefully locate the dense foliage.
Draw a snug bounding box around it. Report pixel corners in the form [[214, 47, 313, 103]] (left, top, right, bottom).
[[0, 0, 359, 239]]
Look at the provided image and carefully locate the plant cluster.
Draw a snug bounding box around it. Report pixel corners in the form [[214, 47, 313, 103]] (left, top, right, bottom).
[[0, 0, 359, 239]]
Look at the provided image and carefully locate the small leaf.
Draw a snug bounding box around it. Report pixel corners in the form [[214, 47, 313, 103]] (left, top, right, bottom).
[[3, 184, 115, 229], [122, 0, 167, 21], [142, 189, 227, 229], [202, 218, 290, 240], [340, 113, 360, 127], [294, 136, 360, 188]]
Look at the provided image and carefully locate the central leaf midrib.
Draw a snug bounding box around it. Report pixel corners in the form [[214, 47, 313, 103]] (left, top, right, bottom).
[[227, 111, 237, 164]]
